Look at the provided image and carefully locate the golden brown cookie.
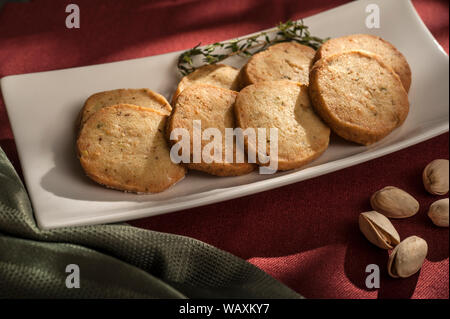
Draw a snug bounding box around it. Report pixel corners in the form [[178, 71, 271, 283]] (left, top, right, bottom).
[[172, 64, 240, 103], [315, 34, 411, 92], [239, 42, 316, 88], [77, 104, 186, 193], [309, 50, 409, 145], [167, 84, 255, 176], [235, 80, 330, 171], [78, 88, 172, 130]]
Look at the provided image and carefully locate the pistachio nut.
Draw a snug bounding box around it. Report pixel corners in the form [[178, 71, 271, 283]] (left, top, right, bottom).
[[359, 211, 401, 249], [423, 159, 449, 195], [370, 186, 419, 218], [428, 198, 449, 227], [387, 236, 428, 278]]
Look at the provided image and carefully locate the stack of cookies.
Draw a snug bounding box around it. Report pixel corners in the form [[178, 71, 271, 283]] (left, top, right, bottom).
[[310, 34, 410, 145], [76, 34, 411, 194]]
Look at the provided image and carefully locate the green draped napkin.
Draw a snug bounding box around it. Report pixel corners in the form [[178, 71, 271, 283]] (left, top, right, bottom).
[[0, 148, 301, 298]]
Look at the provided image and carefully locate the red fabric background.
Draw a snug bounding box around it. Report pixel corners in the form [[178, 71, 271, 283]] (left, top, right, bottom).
[[0, 0, 448, 299]]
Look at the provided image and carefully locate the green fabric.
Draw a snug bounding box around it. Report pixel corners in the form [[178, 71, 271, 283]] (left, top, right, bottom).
[[0, 148, 301, 298]]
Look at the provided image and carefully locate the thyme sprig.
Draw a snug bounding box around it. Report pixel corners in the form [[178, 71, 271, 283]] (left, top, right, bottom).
[[177, 20, 328, 75]]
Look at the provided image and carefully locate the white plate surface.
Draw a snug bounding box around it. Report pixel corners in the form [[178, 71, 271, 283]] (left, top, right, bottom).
[[1, 0, 448, 229]]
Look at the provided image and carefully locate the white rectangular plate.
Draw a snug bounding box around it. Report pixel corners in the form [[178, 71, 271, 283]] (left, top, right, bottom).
[[1, 0, 448, 229]]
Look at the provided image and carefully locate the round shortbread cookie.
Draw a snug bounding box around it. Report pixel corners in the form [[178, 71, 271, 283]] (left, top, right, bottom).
[[315, 34, 411, 92], [235, 80, 330, 171], [77, 104, 186, 193], [172, 64, 240, 104], [167, 84, 255, 176], [78, 88, 172, 130], [239, 42, 316, 88], [309, 50, 409, 145]]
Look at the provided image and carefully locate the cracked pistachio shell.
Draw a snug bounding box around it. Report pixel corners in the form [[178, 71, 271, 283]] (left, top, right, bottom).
[[359, 211, 400, 249], [388, 236, 428, 278], [370, 186, 419, 218], [423, 159, 449, 195], [428, 198, 449, 227]]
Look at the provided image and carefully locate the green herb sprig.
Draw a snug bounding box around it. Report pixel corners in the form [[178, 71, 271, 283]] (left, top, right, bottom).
[[177, 20, 328, 75]]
